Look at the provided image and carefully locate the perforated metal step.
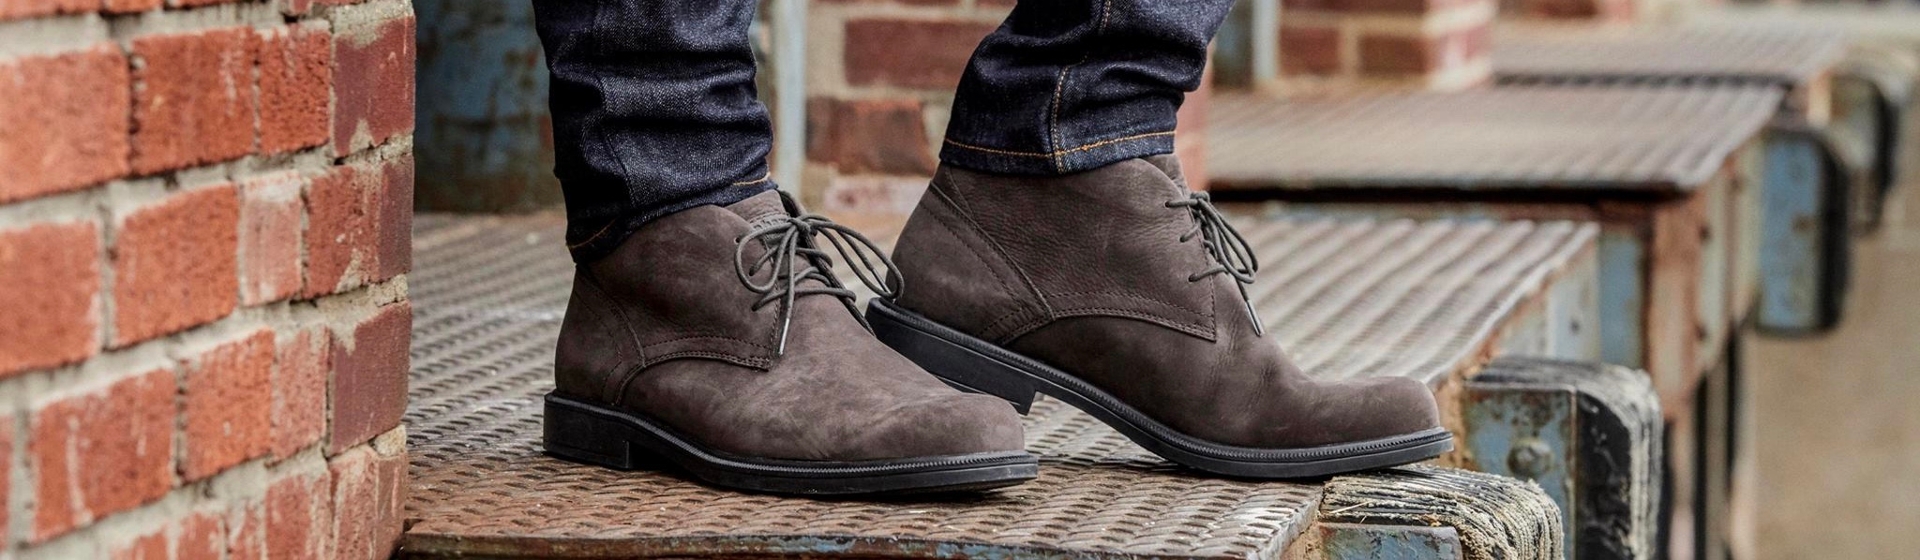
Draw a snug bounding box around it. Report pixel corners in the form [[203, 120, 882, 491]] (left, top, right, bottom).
[[401, 212, 1590, 558]]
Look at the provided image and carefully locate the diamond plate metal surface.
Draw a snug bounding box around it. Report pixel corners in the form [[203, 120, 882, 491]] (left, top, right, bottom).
[[403, 212, 1594, 558], [1207, 86, 1782, 193], [1493, 27, 1847, 88]]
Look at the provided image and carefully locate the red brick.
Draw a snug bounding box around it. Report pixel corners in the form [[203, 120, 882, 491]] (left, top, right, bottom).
[[272, 327, 330, 459], [258, 25, 333, 154], [183, 331, 274, 480], [176, 512, 226, 560], [0, 45, 132, 203], [328, 303, 409, 454], [131, 28, 258, 175], [328, 441, 406, 560], [0, 417, 10, 539], [373, 155, 413, 280], [112, 185, 240, 346], [30, 369, 176, 541], [1282, 0, 1480, 14], [228, 503, 266, 560], [1280, 25, 1342, 77], [0, 222, 99, 378], [240, 174, 306, 305], [807, 98, 935, 176], [844, 19, 996, 89], [111, 530, 169, 560], [1358, 26, 1488, 76], [303, 167, 372, 297], [333, 15, 416, 156], [103, 0, 162, 13], [0, 0, 91, 20], [282, 0, 360, 16], [266, 471, 331, 560], [1521, 0, 1635, 21], [176, 0, 244, 6]]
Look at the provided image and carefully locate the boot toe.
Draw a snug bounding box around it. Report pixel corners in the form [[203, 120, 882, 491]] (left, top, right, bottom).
[[850, 392, 1027, 460], [1352, 377, 1444, 440]]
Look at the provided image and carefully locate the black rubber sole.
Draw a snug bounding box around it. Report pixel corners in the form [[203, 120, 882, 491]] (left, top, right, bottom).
[[867, 298, 1454, 479], [543, 394, 1040, 496]]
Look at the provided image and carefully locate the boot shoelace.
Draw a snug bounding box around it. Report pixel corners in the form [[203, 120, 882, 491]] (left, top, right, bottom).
[[1167, 192, 1265, 336], [734, 213, 900, 354]]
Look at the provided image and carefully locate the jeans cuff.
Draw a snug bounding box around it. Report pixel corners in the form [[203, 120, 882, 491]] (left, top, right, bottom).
[[938, 131, 1177, 176], [566, 178, 777, 263]]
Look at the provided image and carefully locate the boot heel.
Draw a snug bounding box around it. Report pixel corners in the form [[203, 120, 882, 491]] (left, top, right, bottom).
[[868, 299, 1039, 414], [543, 394, 643, 469]]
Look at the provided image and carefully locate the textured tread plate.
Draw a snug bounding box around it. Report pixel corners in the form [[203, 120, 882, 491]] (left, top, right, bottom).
[[1207, 86, 1782, 193], [1492, 27, 1847, 87], [403, 212, 1591, 558]]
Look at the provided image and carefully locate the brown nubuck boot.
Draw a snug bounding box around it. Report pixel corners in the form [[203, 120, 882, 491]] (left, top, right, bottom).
[[868, 156, 1451, 478], [544, 190, 1037, 495]]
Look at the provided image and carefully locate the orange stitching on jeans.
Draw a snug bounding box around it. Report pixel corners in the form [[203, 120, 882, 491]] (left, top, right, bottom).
[[730, 171, 771, 186], [943, 130, 1176, 158], [567, 220, 618, 249]]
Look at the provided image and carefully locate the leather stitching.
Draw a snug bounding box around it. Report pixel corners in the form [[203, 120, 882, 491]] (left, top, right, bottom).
[[1046, 289, 1212, 319]]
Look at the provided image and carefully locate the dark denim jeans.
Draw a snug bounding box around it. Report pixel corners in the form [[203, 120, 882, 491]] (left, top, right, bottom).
[[533, 0, 1233, 261]]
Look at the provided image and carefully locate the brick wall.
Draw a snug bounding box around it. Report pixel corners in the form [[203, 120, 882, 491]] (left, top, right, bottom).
[[0, 0, 413, 558], [803, 0, 1214, 215], [1277, 0, 1495, 93]]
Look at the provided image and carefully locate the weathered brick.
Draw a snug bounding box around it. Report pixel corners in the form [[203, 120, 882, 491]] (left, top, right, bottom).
[[0, 45, 131, 203], [327, 438, 406, 560], [240, 174, 306, 305], [333, 14, 416, 156], [282, 0, 360, 16], [131, 28, 258, 175], [111, 530, 169, 560], [183, 331, 274, 480], [328, 303, 409, 454], [30, 369, 176, 541], [227, 502, 266, 560], [175, 0, 245, 7], [272, 327, 330, 459], [1282, 0, 1478, 14], [0, 0, 91, 20], [258, 25, 333, 154], [112, 184, 240, 346], [0, 222, 99, 378], [1358, 26, 1488, 76], [104, 0, 162, 13], [176, 511, 226, 560], [844, 19, 996, 89], [807, 98, 936, 175], [266, 470, 332, 560], [0, 416, 10, 539], [373, 155, 413, 280], [303, 166, 372, 298], [1280, 25, 1342, 77]]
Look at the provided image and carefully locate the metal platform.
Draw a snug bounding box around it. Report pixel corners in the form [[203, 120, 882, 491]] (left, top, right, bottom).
[[1210, 87, 1771, 397], [1210, 86, 1780, 194], [1492, 27, 1845, 92], [1493, 27, 1858, 335], [401, 212, 1590, 559]]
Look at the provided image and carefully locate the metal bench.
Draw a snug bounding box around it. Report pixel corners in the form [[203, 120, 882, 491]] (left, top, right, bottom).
[[400, 212, 1608, 559], [1208, 85, 1776, 559], [1492, 27, 1855, 334]]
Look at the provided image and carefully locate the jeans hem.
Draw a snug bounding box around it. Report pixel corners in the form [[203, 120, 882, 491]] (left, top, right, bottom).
[[566, 179, 778, 263], [939, 130, 1176, 176]]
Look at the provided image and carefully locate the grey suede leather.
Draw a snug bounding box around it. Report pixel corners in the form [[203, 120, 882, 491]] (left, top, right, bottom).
[[891, 156, 1443, 448], [555, 191, 1025, 461]]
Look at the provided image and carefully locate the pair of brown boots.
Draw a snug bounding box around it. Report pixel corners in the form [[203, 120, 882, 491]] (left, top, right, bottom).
[[543, 157, 1450, 495]]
